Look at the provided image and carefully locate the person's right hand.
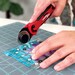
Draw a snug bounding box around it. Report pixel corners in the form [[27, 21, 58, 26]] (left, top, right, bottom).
[[29, 0, 67, 22]]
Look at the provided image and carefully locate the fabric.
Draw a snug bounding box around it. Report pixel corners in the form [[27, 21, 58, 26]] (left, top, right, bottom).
[[49, 0, 75, 26]]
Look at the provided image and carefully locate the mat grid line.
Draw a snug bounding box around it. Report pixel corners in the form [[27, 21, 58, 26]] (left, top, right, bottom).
[[2, 57, 25, 74], [0, 22, 75, 75]]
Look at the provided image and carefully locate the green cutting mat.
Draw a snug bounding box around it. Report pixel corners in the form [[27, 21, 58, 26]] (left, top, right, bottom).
[[0, 22, 75, 75]]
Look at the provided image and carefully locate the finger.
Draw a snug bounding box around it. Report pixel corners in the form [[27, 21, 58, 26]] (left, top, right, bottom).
[[32, 0, 43, 18], [32, 33, 65, 59], [32, 34, 57, 53], [54, 53, 75, 71], [40, 46, 74, 68], [52, 0, 66, 17], [29, 0, 58, 22], [29, 4, 50, 22], [32, 31, 67, 54]]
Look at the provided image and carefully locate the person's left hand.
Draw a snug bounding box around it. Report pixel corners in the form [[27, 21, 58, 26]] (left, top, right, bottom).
[[32, 31, 75, 71]]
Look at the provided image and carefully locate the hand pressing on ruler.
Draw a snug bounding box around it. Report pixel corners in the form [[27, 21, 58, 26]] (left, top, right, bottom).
[[32, 31, 75, 71], [29, 0, 67, 23]]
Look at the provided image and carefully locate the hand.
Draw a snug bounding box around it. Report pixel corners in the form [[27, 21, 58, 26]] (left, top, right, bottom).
[[32, 31, 75, 71], [29, 0, 67, 22]]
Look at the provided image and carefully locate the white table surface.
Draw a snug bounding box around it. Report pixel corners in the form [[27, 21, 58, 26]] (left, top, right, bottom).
[[0, 18, 75, 33]]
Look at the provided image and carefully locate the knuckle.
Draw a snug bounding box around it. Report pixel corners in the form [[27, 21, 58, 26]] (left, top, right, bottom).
[[66, 56, 74, 64], [36, 47, 43, 55], [44, 59, 50, 66], [55, 50, 64, 58], [44, 56, 55, 66], [43, 39, 50, 47], [60, 61, 66, 68], [35, 45, 40, 50]]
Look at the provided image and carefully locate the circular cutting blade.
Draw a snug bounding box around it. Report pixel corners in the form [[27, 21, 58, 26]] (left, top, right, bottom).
[[18, 30, 31, 43]]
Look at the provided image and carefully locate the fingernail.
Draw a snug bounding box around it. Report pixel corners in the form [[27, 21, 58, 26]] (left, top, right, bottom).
[[40, 62, 47, 68], [32, 49, 36, 54], [32, 54, 36, 60], [54, 65, 61, 71]]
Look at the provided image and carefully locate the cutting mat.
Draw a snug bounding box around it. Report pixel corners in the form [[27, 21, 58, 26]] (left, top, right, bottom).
[[0, 22, 75, 75]]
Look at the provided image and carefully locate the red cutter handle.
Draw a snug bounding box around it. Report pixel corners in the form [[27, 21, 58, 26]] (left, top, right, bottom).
[[23, 4, 55, 36]]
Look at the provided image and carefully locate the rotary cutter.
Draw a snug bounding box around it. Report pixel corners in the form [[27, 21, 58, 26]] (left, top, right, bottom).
[[18, 4, 55, 43]]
